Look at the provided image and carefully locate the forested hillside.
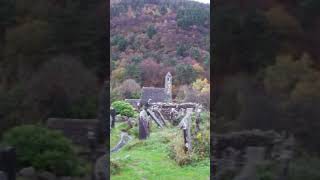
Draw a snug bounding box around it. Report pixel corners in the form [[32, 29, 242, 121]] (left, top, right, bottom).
[[213, 1, 320, 178], [110, 0, 210, 107], [0, 0, 107, 132]]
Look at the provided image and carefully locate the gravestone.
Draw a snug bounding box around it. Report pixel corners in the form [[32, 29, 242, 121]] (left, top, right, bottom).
[[139, 109, 150, 140], [111, 132, 132, 153], [110, 108, 116, 128], [146, 109, 164, 128]]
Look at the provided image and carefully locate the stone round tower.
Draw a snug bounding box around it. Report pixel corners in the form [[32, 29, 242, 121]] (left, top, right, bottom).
[[165, 72, 172, 102]]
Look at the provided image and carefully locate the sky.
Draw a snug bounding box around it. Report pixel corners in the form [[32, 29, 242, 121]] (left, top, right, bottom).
[[192, 0, 210, 4]]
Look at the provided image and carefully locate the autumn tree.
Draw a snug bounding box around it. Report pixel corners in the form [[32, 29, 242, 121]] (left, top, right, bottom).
[[213, 5, 279, 74], [24, 55, 98, 120], [118, 79, 141, 99], [176, 63, 196, 85], [146, 25, 157, 39], [125, 63, 142, 83], [139, 58, 162, 86], [264, 53, 320, 152], [192, 78, 210, 93]]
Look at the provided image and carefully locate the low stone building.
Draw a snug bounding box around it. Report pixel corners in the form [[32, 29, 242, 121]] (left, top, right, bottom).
[[125, 72, 173, 106]]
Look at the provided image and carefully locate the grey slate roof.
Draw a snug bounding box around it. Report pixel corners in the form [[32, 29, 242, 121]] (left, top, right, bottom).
[[141, 87, 167, 104]]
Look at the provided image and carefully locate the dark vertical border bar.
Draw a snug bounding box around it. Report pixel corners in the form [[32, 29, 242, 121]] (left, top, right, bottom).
[[105, 0, 111, 179], [210, 0, 215, 179]]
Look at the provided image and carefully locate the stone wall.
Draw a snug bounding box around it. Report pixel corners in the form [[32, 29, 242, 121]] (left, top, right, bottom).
[[46, 118, 100, 146], [212, 130, 294, 179]]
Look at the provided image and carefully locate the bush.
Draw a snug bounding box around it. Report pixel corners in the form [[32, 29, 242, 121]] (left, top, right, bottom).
[[176, 64, 197, 85], [176, 43, 189, 57], [146, 25, 157, 39], [189, 112, 210, 160], [1, 125, 85, 176], [190, 47, 201, 60], [168, 133, 192, 166], [131, 56, 142, 64], [111, 101, 137, 118], [111, 35, 127, 51]]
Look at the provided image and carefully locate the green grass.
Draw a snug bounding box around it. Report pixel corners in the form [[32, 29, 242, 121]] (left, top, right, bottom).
[[110, 122, 210, 180]]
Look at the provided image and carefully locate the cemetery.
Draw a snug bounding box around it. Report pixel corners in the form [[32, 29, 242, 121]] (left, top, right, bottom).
[[110, 73, 210, 179]]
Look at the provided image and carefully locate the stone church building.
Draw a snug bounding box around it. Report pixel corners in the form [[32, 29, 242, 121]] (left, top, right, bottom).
[[125, 72, 172, 108]]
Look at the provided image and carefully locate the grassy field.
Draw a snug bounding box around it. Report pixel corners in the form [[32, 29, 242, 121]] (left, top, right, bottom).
[[110, 122, 210, 180]]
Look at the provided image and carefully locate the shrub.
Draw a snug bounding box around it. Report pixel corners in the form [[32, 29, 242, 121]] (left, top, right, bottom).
[[190, 111, 210, 160], [117, 37, 128, 52], [176, 43, 189, 57], [160, 6, 168, 15], [111, 35, 127, 51], [168, 133, 192, 166], [190, 47, 201, 60], [111, 101, 137, 118], [1, 125, 84, 176], [110, 88, 122, 103], [131, 56, 142, 64], [176, 64, 197, 85], [125, 64, 141, 83], [146, 25, 157, 39]]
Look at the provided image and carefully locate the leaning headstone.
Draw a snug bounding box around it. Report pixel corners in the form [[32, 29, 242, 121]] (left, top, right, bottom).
[[146, 109, 163, 128], [111, 132, 132, 153]]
